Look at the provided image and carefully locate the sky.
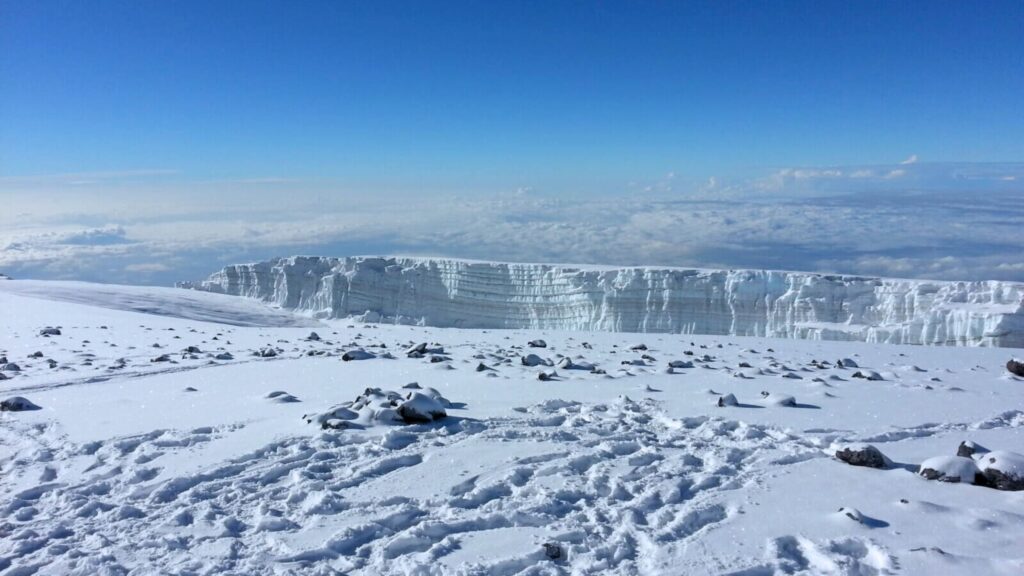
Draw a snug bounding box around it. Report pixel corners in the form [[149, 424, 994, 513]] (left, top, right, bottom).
[[1, 1, 1023, 284]]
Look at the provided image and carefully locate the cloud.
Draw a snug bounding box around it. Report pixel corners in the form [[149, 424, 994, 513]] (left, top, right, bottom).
[[61, 225, 131, 245], [1, 162, 1022, 285], [900, 154, 918, 165]]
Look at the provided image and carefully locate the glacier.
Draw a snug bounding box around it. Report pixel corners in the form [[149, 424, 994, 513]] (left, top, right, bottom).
[[181, 256, 1024, 347]]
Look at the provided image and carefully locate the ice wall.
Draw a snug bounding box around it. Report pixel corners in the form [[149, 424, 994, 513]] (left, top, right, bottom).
[[184, 256, 1024, 347]]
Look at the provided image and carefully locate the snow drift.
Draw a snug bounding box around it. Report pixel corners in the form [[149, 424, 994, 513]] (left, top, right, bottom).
[[183, 256, 1024, 347]]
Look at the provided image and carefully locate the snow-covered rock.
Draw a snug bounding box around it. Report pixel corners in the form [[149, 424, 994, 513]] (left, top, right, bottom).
[[918, 456, 980, 484], [976, 451, 1024, 491], [717, 393, 739, 407], [186, 256, 1024, 347], [397, 392, 447, 423], [761, 392, 797, 407]]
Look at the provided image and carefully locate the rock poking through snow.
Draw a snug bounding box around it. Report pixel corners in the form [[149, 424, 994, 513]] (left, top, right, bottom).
[[0, 396, 41, 411], [835, 445, 892, 469], [976, 451, 1024, 491], [342, 349, 376, 361], [957, 440, 989, 458], [1007, 359, 1024, 377], [521, 354, 552, 367], [918, 456, 980, 484], [397, 392, 448, 424]]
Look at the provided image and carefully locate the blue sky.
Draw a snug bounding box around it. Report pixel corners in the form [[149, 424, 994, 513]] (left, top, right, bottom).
[[1, 1, 1023, 283]]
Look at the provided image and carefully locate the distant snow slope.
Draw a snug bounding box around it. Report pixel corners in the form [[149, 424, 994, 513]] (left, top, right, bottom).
[[185, 256, 1024, 347], [0, 279, 318, 327], [2, 282, 1024, 575]]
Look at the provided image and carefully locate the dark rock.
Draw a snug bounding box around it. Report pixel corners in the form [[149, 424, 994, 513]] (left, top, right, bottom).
[[957, 441, 989, 458], [976, 451, 1024, 491], [151, 354, 171, 363], [307, 331, 321, 341], [1007, 359, 1024, 377], [521, 354, 550, 367], [528, 339, 547, 348], [2, 362, 21, 372], [183, 346, 201, 354], [543, 542, 564, 561], [342, 350, 376, 361], [630, 344, 648, 351], [28, 351, 43, 359], [396, 393, 447, 423], [1, 396, 41, 411], [835, 445, 891, 469], [475, 362, 492, 372], [39, 327, 61, 336]]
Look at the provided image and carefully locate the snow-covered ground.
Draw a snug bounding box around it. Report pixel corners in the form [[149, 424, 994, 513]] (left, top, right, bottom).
[[1, 279, 1023, 575]]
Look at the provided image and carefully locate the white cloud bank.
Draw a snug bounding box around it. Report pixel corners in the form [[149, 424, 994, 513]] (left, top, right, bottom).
[[1, 161, 1022, 285]]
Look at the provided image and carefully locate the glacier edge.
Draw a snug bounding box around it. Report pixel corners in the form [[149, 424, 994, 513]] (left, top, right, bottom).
[[180, 256, 1024, 348]]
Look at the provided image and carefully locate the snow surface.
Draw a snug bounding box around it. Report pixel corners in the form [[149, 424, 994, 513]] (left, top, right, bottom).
[[185, 256, 1024, 347], [2, 282, 1024, 575]]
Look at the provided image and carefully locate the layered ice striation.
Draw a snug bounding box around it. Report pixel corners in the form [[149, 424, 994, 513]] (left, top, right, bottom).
[[184, 256, 1024, 347]]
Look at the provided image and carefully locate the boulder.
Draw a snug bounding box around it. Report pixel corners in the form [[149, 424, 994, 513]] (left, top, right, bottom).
[[342, 350, 376, 361], [265, 390, 300, 403], [397, 393, 447, 424], [39, 327, 61, 336], [957, 440, 989, 458], [406, 343, 428, 356], [1007, 359, 1024, 377], [852, 370, 883, 381], [528, 339, 547, 348], [2, 362, 21, 372], [214, 352, 234, 361], [835, 444, 891, 469], [307, 331, 321, 341], [717, 393, 738, 407], [918, 456, 980, 484], [521, 354, 551, 367], [1, 396, 41, 411], [976, 451, 1024, 491], [668, 360, 693, 369], [761, 392, 797, 407]]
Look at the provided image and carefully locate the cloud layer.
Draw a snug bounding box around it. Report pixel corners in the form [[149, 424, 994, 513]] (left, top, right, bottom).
[[1, 162, 1022, 285]]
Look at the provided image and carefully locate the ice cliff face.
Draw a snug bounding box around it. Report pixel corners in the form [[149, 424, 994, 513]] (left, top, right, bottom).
[[185, 256, 1024, 347]]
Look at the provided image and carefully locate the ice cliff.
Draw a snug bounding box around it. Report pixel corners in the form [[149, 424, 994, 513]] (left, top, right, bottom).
[[182, 256, 1024, 347]]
